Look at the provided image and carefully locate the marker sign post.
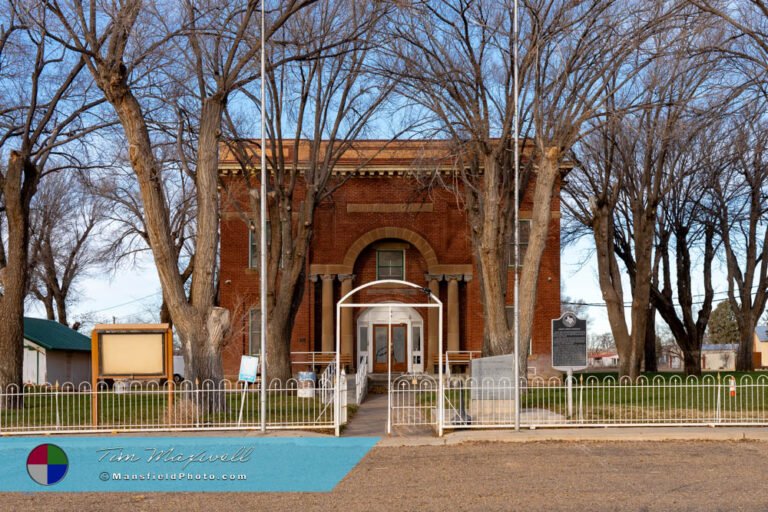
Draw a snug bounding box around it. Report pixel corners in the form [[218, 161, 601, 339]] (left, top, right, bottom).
[[552, 312, 587, 418], [238, 356, 259, 426]]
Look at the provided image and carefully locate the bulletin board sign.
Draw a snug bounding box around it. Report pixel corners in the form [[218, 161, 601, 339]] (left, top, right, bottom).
[[90, 323, 174, 426], [92, 324, 173, 379]]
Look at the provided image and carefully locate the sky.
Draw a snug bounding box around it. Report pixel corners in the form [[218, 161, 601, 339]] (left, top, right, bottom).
[[26, 252, 163, 329]]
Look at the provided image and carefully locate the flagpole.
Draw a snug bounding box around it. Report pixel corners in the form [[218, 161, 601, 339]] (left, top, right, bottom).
[[259, 0, 268, 433], [513, 0, 521, 432]]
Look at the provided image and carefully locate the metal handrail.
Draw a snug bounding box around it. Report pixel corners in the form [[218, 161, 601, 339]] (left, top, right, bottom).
[[356, 355, 369, 405]]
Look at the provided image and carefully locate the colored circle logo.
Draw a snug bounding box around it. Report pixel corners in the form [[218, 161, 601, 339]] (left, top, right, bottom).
[[27, 444, 69, 486]]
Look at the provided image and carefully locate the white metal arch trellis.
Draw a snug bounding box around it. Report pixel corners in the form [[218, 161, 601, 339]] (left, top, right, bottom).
[[335, 279, 444, 436]]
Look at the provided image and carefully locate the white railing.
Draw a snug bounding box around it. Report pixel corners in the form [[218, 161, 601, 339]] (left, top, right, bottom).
[[387, 373, 768, 432], [291, 351, 337, 368], [355, 355, 369, 405], [0, 378, 339, 435], [440, 374, 768, 429], [318, 361, 336, 405]]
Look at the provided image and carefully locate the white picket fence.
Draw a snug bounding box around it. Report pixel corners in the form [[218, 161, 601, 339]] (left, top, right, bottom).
[[0, 375, 340, 435], [390, 374, 768, 433]]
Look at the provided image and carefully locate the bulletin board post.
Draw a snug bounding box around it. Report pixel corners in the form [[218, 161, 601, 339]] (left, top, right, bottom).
[[90, 324, 174, 427]]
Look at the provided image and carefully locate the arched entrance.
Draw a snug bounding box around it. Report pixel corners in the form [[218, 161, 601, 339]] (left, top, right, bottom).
[[357, 303, 424, 373], [334, 279, 443, 436], [309, 226, 472, 372]]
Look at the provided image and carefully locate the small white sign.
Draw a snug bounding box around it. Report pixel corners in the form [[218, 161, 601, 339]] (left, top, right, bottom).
[[238, 355, 259, 383]]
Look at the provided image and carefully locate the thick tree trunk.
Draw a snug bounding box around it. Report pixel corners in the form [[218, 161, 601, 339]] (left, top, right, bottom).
[[265, 220, 311, 382], [0, 152, 38, 403], [683, 348, 700, 376], [0, 299, 25, 401], [593, 202, 642, 380], [94, 64, 229, 404], [737, 323, 755, 371], [176, 307, 229, 411], [42, 292, 56, 321], [518, 149, 560, 373], [627, 212, 655, 380], [55, 294, 68, 326], [471, 155, 512, 358], [644, 307, 657, 372], [267, 314, 293, 383]]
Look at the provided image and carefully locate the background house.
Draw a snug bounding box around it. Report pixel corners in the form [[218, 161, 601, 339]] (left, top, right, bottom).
[[656, 345, 683, 370], [701, 344, 738, 371], [753, 326, 768, 368], [588, 351, 619, 368], [23, 317, 91, 385]]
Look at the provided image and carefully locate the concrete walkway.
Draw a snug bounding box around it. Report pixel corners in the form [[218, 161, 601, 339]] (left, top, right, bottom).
[[343, 393, 439, 437], [343, 393, 389, 436]]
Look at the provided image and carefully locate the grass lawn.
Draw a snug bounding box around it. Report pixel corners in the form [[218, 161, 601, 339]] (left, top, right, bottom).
[[0, 387, 336, 431], [406, 372, 768, 424]]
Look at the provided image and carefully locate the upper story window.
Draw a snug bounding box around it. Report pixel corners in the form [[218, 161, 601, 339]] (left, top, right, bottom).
[[249, 221, 271, 269], [377, 250, 404, 280], [508, 219, 531, 267]]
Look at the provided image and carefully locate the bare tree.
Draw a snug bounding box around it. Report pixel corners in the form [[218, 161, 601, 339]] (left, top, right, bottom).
[[646, 133, 719, 376], [387, 0, 669, 376], [222, 0, 396, 379], [566, 38, 721, 378], [589, 332, 616, 354], [27, 171, 105, 326], [0, 1, 104, 392], [90, 162, 196, 326], [710, 111, 768, 370], [45, 0, 314, 393], [691, 1, 768, 80]]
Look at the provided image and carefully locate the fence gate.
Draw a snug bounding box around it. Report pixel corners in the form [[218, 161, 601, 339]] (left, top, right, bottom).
[[388, 373, 439, 433]]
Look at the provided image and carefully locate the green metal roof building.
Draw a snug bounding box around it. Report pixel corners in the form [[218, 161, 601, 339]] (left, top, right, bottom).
[[23, 317, 91, 385]]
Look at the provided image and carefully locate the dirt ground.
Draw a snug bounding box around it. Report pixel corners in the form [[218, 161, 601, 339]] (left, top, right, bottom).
[[7, 440, 768, 511]]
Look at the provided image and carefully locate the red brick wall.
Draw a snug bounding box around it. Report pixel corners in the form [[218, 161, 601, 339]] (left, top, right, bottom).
[[218, 173, 561, 378]]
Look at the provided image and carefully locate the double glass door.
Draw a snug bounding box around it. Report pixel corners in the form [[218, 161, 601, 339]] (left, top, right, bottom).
[[373, 324, 407, 373]]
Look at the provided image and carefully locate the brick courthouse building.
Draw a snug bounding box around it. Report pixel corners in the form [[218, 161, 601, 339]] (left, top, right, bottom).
[[218, 141, 561, 379]]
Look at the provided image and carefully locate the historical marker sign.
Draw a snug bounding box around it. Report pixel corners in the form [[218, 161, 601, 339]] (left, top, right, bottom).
[[551, 312, 587, 371]]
